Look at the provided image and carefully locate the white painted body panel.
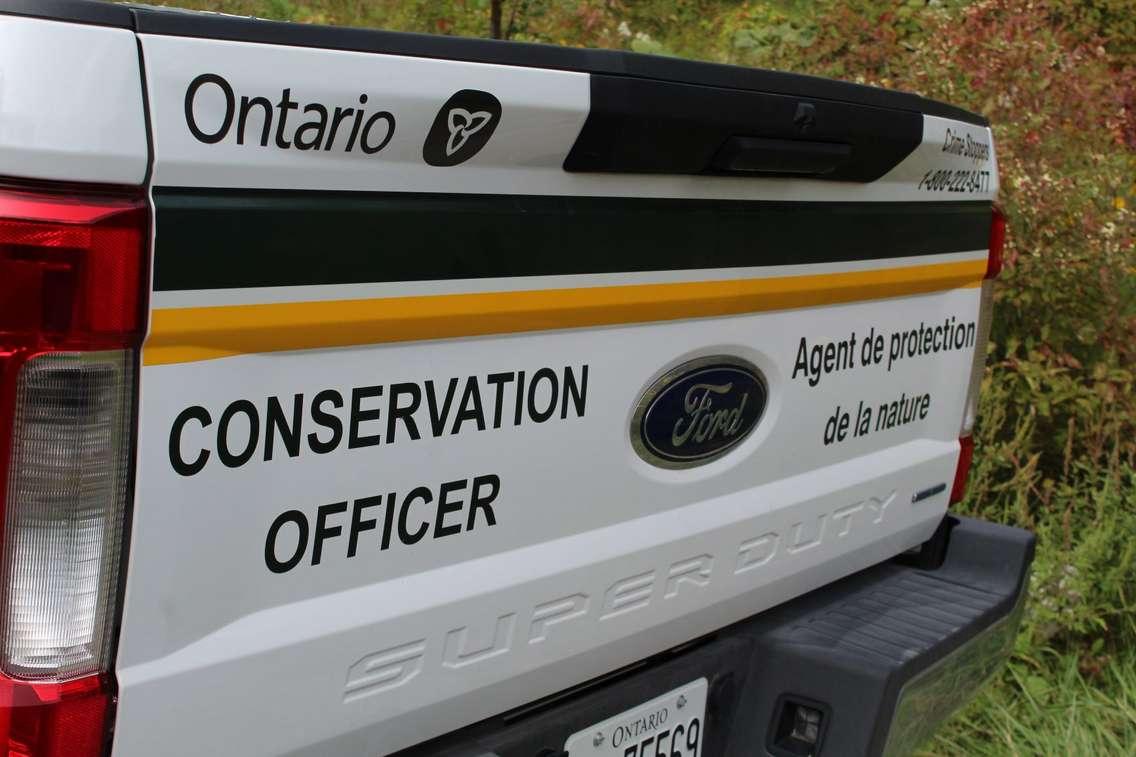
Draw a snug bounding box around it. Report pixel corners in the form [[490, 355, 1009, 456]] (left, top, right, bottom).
[[117, 284, 978, 756], [0, 15, 147, 184], [139, 34, 997, 202], [0, 15, 998, 757]]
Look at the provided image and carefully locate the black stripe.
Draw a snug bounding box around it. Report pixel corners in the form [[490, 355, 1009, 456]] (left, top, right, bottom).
[[152, 188, 991, 292], [0, 2, 985, 126]]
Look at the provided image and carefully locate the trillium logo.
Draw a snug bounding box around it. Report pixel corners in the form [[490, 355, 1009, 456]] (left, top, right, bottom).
[[423, 90, 502, 167], [445, 108, 493, 156]]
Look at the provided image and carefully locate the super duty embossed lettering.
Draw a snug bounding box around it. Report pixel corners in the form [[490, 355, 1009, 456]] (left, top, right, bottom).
[[341, 491, 896, 702]]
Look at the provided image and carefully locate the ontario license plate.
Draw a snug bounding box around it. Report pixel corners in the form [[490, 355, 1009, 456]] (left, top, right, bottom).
[[564, 678, 708, 757]]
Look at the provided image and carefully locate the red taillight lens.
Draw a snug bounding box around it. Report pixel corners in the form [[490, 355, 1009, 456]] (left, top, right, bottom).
[[986, 205, 1006, 280], [0, 188, 147, 349], [0, 675, 111, 757], [0, 184, 148, 756], [950, 435, 975, 505], [953, 206, 1005, 506]]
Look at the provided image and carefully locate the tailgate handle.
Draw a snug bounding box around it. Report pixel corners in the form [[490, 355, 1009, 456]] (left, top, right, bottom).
[[711, 136, 852, 177], [564, 75, 921, 182]]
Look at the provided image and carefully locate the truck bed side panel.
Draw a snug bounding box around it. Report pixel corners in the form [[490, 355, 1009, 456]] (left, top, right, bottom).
[[0, 14, 147, 184]]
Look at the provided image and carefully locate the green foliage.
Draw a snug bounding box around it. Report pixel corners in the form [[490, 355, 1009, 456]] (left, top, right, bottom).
[[922, 645, 1136, 756], [1050, 0, 1136, 60]]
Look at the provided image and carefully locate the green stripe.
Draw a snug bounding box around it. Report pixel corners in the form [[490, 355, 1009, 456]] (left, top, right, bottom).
[[152, 188, 991, 292]]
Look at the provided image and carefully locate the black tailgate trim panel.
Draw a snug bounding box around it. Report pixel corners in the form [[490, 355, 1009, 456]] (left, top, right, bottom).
[[123, 2, 985, 127], [152, 188, 991, 291], [0, 1, 986, 125], [565, 75, 922, 182]]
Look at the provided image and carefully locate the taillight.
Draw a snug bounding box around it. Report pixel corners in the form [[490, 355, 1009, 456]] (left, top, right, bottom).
[[950, 435, 975, 504], [0, 185, 148, 756], [986, 204, 1006, 280], [952, 205, 1005, 504]]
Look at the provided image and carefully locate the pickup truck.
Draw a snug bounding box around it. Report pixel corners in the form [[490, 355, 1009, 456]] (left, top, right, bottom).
[[0, 2, 1033, 756]]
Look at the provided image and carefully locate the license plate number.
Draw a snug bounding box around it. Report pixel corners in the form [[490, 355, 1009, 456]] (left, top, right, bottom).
[[564, 678, 707, 757]]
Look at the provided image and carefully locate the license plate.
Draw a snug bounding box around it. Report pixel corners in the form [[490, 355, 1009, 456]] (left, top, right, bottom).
[[564, 678, 708, 757]]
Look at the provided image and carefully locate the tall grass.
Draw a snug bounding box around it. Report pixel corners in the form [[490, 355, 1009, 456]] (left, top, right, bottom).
[[926, 647, 1136, 755]]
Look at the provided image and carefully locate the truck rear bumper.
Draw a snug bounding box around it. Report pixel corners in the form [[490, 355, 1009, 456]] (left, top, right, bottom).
[[402, 515, 1034, 757]]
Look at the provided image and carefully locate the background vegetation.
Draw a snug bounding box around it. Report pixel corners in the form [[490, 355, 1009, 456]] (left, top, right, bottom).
[[134, 0, 1135, 752]]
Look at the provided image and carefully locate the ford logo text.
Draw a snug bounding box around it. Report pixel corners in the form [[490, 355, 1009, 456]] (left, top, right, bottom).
[[632, 357, 767, 468]]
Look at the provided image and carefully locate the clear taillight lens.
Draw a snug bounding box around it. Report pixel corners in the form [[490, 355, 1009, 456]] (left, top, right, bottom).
[[3, 352, 134, 680], [0, 184, 147, 756]]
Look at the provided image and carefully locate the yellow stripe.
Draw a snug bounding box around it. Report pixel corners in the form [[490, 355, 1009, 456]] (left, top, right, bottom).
[[144, 260, 985, 366]]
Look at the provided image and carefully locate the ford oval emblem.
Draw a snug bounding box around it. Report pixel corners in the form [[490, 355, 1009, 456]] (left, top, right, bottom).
[[632, 357, 767, 469]]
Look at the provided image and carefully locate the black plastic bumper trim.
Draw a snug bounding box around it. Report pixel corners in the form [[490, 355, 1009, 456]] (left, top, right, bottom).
[[395, 516, 1033, 757]]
